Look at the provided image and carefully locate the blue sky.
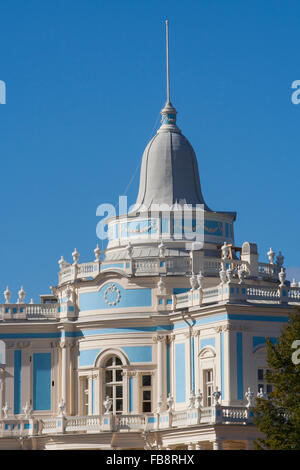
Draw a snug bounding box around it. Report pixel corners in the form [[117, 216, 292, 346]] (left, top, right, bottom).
[[1, 0, 300, 301]]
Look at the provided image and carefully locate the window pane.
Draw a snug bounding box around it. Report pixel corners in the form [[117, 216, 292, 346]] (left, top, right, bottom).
[[266, 384, 273, 394], [116, 370, 123, 382], [116, 386, 123, 398], [105, 370, 113, 383], [116, 399, 123, 411], [143, 402, 151, 412], [106, 357, 113, 367], [258, 369, 264, 380], [106, 386, 113, 398], [116, 357, 122, 365], [143, 390, 151, 400], [142, 375, 151, 387]]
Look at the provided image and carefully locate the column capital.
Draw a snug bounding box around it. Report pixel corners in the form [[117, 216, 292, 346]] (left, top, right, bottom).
[[153, 335, 167, 344]]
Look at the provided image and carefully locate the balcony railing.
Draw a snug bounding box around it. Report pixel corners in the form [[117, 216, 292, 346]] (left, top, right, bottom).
[[0, 405, 254, 438]]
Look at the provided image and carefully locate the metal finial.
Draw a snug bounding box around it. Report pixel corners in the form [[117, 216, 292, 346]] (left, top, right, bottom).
[[166, 20, 170, 104]]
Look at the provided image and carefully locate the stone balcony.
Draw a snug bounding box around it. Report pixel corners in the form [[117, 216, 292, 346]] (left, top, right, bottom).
[[0, 404, 254, 438]]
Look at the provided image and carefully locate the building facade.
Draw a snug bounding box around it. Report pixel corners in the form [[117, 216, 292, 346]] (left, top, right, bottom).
[[0, 67, 299, 451]]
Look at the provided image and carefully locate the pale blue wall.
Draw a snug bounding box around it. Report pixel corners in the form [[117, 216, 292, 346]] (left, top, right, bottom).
[[33, 353, 51, 410], [175, 343, 186, 403], [14, 350, 22, 415], [79, 283, 152, 311]]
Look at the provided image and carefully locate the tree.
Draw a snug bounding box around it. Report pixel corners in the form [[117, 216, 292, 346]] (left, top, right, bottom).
[[253, 308, 300, 449]]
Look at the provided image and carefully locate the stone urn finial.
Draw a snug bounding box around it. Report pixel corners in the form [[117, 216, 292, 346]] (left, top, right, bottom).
[[58, 256, 65, 270], [197, 271, 204, 290], [221, 242, 230, 260], [18, 286, 26, 304], [278, 267, 286, 287], [4, 286, 11, 304], [94, 243, 101, 261], [219, 267, 227, 284], [72, 248, 80, 265]]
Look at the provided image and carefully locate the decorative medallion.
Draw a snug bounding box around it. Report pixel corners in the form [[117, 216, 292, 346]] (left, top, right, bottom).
[[104, 284, 121, 306]]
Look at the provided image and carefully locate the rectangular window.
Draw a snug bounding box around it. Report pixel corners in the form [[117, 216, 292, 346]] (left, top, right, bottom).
[[82, 377, 89, 416], [257, 368, 273, 396], [204, 369, 213, 407], [142, 375, 152, 413]]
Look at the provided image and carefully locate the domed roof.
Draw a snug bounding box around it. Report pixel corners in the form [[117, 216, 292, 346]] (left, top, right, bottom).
[[133, 101, 209, 212]]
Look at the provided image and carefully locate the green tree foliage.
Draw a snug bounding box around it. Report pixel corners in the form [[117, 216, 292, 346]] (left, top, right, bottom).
[[253, 308, 300, 449]]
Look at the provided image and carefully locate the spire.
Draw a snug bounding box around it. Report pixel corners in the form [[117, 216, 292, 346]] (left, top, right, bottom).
[[160, 20, 178, 130]]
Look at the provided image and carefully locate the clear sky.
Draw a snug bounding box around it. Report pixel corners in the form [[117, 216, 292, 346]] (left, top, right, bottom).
[[1, 0, 300, 301]]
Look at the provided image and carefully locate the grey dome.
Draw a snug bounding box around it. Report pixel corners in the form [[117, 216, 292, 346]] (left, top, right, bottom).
[[133, 107, 209, 211]]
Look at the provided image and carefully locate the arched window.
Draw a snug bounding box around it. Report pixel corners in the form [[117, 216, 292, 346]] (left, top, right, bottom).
[[103, 356, 123, 414]]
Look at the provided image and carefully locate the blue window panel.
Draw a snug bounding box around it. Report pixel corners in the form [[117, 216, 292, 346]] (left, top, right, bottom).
[[166, 299, 172, 305], [175, 343, 186, 403], [252, 336, 278, 349], [129, 377, 133, 412], [14, 350, 22, 415], [173, 288, 189, 295], [204, 220, 223, 236], [237, 333, 243, 400], [33, 353, 51, 411], [92, 379, 95, 414], [122, 346, 152, 363], [161, 218, 170, 234], [101, 263, 124, 271]]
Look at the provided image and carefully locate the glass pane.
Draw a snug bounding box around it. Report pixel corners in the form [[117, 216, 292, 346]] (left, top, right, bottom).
[[116, 357, 122, 365], [105, 370, 113, 383], [258, 369, 264, 380], [142, 375, 151, 387], [143, 402, 151, 412], [143, 390, 151, 400], [116, 386, 123, 398], [266, 384, 273, 394], [106, 386, 113, 398], [116, 399, 123, 411], [116, 370, 123, 382], [105, 357, 113, 367]]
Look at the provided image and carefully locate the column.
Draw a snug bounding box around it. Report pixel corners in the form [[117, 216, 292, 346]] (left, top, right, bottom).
[[88, 375, 93, 415], [60, 340, 70, 413], [0, 368, 5, 418], [155, 335, 166, 409], [212, 439, 223, 450]]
